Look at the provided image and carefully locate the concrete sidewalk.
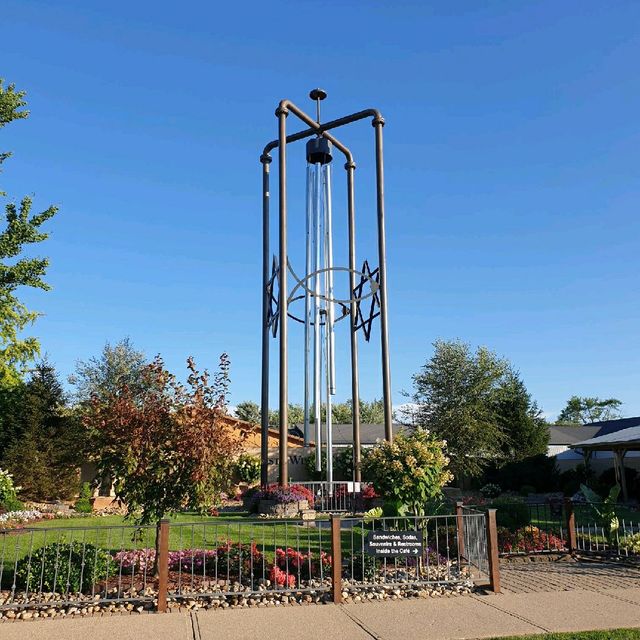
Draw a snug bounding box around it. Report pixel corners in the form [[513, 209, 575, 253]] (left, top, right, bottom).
[[3, 589, 640, 640]]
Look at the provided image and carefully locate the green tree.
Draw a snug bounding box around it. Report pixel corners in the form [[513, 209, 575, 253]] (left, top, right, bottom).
[[360, 399, 385, 423], [330, 399, 385, 424], [69, 337, 146, 405], [331, 402, 352, 424], [3, 362, 84, 499], [492, 372, 549, 460], [412, 340, 508, 479], [245, 399, 385, 428], [0, 80, 28, 178], [268, 403, 305, 427], [557, 396, 623, 425], [412, 340, 547, 480], [235, 400, 261, 424], [1, 79, 58, 386]]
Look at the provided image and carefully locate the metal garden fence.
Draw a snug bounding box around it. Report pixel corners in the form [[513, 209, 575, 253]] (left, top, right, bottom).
[[0, 523, 158, 612], [340, 511, 493, 591], [0, 508, 499, 614], [575, 516, 640, 557], [483, 499, 640, 559], [296, 481, 374, 513]]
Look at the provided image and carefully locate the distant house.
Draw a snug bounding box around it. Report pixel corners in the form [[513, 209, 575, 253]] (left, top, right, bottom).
[[330, 423, 409, 448], [550, 417, 640, 473]]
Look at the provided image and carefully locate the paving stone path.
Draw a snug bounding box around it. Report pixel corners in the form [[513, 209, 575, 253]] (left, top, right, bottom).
[[500, 559, 640, 594]]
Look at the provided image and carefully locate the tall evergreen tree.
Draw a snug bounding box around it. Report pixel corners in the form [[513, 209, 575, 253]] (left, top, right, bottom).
[[492, 372, 549, 460], [3, 363, 84, 500]]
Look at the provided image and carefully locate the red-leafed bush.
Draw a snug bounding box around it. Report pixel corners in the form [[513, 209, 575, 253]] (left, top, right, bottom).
[[361, 484, 378, 500], [269, 566, 296, 588], [498, 526, 566, 554], [273, 547, 332, 582]]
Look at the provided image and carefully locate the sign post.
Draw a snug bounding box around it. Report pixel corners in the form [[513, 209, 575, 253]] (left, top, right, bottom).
[[364, 531, 423, 557]]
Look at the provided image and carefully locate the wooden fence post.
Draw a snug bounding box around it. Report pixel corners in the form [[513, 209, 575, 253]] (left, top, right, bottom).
[[330, 514, 343, 604], [157, 519, 170, 612], [565, 498, 577, 554], [486, 509, 501, 594], [456, 501, 466, 559]]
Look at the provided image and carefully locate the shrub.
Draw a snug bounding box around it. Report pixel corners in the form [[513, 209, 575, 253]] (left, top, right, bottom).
[[114, 543, 263, 579], [15, 541, 114, 594], [214, 541, 263, 578], [498, 526, 566, 554], [519, 484, 536, 497], [600, 467, 637, 495], [435, 524, 459, 557], [482, 454, 559, 493], [240, 486, 261, 512], [0, 509, 56, 529], [344, 553, 381, 581], [74, 482, 93, 514], [304, 450, 326, 481], [0, 468, 21, 511], [480, 483, 501, 499], [490, 497, 531, 530], [254, 484, 315, 507], [621, 533, 640, 555], [269, 565, 296, 588], [274, 547, 331, 581], [1, 495, 24, 513], [234, 454, 260, 485], [361, 428, 452, 516], [113, 548, 157, 572]]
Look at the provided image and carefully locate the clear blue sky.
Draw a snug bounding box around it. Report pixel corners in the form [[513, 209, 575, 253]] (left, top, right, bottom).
[[2, 0, 639, 419]]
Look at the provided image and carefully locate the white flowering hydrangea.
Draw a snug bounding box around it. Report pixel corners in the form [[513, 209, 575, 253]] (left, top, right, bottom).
[[0, 468, 21, 503]]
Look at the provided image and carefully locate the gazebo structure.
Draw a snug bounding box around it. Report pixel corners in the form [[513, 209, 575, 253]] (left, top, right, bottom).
[[570, 426, 640, 502]]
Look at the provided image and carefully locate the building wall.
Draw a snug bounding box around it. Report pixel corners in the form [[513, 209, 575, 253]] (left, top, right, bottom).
[[245, 447, 315, 483]]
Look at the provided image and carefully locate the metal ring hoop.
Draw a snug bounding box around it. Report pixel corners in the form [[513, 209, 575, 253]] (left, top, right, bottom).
[[287, 260, 379, 306]]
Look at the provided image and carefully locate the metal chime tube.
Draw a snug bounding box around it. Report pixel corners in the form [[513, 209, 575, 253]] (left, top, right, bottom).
[[324, 165, 336, 394], [312, 163, 322, 471], [323, 163, 335, 493], [303, 165, 313, 445]]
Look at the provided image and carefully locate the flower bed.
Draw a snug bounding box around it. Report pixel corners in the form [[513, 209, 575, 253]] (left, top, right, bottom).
[[498, 526, 566, 554], [114, 541, 263, 577], [0, 509, 90, 531], [242, 484, 315, 514], [0, 510, 57, 530]]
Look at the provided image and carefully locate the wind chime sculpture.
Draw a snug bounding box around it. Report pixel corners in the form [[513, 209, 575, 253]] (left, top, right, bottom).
[[260, 90, 392, 489]]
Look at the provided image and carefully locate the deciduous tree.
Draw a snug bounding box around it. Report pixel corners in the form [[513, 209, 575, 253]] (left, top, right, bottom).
[[557, 396, 622, 425], [411, 340, 548, 480], [235, 400, 261, 424], [69, 337, 147, 405], [86, 354, 244, 531]]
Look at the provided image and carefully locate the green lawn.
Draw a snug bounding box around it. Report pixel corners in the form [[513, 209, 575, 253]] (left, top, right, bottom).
[[1, 512, 384, 576], [2, 512, 335, 559], [488, 630, 640, 640]]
